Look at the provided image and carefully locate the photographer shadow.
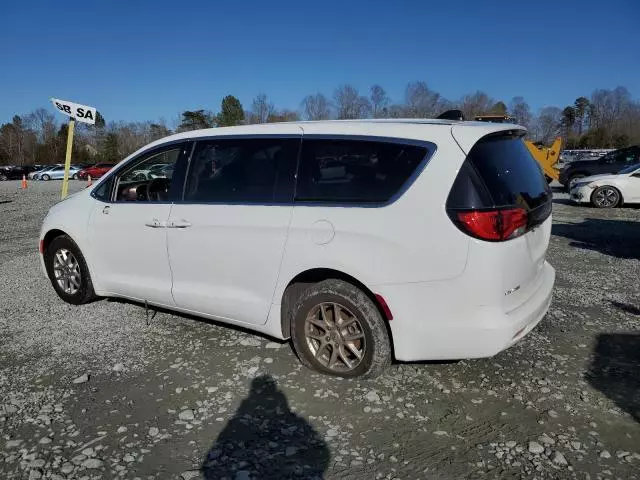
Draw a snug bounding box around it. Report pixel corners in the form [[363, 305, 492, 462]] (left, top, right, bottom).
[[586, 333, 640, 423], [201, 374, 330, 479]]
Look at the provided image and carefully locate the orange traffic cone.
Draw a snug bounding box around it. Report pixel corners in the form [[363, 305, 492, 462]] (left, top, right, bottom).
[[87, 174, 92, 187], [21, 174, 27, 189]]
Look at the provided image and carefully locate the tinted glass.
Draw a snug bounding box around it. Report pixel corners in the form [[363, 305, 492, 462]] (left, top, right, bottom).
[[93, 176, 114, 201], [603, 147, 639, 164], [619, 162, 640, 174], [296, 139, 429, 203], [447, 134, 552, 225], [184, 138, 299, 203], [468, 135, 550, 210]]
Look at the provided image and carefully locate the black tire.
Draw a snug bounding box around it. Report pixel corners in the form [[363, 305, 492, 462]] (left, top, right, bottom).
[[45, 235, 96, 305], [291, 279, 391, 379], [41, 174, 50, 181], [72, 173, 78, 180], [0, 174, 7, 181], [591, 186, 621, 208]]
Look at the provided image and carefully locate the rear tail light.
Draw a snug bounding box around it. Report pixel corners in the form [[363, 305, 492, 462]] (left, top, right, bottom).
[[455, 208, 528, 241]]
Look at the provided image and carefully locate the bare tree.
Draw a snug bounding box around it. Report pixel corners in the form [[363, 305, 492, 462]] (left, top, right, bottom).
[[370, 85, 389, 118], [509, 96, 532, 129], [251, 93, 275, 124], [0, 116, 35, 165], [301, 93, 331, 120], [267, 109, 300, 123], [532, 107, 562, 144], [589, 86, 632, 130], [405, 82, 444, 118], [25, 108, 61, 162], [334, 85, 371, 119], [457, 91, 494, 120]]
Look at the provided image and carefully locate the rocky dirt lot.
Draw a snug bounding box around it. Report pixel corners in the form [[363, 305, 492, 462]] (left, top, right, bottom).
[[0, 180, 639, 480]]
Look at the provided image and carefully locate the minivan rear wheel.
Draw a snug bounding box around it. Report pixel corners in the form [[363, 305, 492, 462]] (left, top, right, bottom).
[[45, 235, 96, 305], [291, 279, 391, 378]]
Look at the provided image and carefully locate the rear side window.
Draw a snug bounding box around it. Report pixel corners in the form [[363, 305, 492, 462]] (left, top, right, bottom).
[[296, 139, 430, 203], [448, 134, 551, 211], [184, 138, 299, 203]]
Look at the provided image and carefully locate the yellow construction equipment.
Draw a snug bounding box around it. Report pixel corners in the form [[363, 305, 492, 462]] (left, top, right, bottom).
[[523, 138, 561, 183], [473, 115, 561, 182]]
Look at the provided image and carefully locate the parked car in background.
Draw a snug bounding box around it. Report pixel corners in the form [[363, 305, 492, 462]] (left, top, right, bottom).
[[29, 165, 62, 180], [130, 163, 174, 181], [78, 163, 115, 180], [570, 163, 640, 208], [0, 165, 38, 180], [32, 165, 82, 180], [559, 145, 640, 187], [39, 120, 555, 378]]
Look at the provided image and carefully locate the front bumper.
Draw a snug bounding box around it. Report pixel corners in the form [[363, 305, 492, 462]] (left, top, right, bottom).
[[569, 186, 592, 204]]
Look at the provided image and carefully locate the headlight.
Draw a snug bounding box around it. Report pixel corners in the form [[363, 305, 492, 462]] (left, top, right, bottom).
[[572, 182, 593, 189]]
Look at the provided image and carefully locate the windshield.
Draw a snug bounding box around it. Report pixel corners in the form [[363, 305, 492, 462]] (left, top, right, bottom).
[[618, 163, 640, 174]]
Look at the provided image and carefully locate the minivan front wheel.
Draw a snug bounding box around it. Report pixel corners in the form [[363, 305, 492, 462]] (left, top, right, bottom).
[[45, 235, 95, 305], [291, 279, 391, 378]]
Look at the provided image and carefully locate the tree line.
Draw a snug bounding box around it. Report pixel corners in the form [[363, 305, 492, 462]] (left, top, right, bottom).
[[1, 83, 637, 167]]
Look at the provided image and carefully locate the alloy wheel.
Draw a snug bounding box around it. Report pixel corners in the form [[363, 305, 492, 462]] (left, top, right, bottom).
[[593, 187, 618, 207], [304, 302, 366, 373], [53, 248, 81, 295]]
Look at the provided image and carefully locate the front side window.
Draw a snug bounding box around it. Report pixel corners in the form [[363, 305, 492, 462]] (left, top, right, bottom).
[[114, 146, 183, 202], [184, 138, 299, 203], [296, 139, 430, 203], [93, 176, 114, 202]]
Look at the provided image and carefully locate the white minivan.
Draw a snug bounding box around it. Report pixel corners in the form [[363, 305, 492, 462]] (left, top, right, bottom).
[[40, 120, 555, 378]]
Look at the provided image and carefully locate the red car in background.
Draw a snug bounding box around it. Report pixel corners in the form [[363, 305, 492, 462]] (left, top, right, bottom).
[[78, 163, 115, 180]]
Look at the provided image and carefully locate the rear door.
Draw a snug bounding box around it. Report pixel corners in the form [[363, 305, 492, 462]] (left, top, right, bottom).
[[166, 136, 300, 325]]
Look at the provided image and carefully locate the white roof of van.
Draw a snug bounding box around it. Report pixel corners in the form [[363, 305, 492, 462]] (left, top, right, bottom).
[[127, 119, 526, 162]]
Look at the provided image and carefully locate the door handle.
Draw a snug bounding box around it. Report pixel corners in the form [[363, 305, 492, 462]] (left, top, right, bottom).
[[168, 220, 192, 229], [102, 206, 110, 215], [144, 219, 166, 228]]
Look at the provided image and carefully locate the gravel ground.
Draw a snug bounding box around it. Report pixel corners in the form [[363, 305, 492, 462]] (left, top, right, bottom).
[[1, 179, 639, 480]]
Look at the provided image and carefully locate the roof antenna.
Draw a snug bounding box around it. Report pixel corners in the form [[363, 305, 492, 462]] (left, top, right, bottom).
[[437, 109, 464, 121]]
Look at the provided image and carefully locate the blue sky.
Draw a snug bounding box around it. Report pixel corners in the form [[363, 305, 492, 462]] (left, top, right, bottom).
[[2, 0, 638, 125]]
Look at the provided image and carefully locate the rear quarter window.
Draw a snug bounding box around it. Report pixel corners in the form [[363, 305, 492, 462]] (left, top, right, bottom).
[[296, 138, 431, 203]]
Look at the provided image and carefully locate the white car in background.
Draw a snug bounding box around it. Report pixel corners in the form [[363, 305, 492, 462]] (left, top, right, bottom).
[[570, 163, 640, 208], [129, 163, 173, 181]]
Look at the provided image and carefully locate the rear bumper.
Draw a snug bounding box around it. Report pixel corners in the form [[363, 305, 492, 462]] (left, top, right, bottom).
[[379, 261, 555, 362]]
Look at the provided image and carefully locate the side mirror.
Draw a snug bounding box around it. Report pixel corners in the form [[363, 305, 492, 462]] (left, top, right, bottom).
[[632, 172, 640, 178]]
